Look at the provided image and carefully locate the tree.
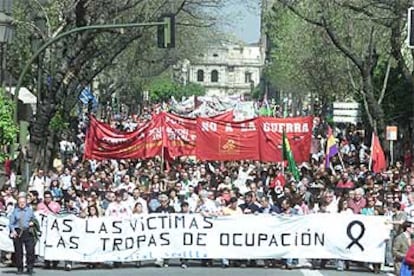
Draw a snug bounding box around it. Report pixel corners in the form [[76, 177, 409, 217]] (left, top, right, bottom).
[[272, 0, 414, 138], [148, 76, 205, 103], [8, 0, 246, 168], [0, 90, 18, 162], [264, 5, 351, 112]]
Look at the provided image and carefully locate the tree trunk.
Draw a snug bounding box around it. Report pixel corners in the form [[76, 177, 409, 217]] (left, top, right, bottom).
[[30, 98, 56, 169], [362, 71, 386, 139]]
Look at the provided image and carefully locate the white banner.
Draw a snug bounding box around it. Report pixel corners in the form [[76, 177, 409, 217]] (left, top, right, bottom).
[[0, 213, 48, 256], [0, 215, 12, 251], [1, 214, 390, 263]]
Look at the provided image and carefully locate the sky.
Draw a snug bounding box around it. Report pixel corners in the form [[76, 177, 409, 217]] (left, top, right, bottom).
[[222, 1, 261, 43]]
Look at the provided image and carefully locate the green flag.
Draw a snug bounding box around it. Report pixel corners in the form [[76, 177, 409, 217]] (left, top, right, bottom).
[[282, 130, 301, 181]]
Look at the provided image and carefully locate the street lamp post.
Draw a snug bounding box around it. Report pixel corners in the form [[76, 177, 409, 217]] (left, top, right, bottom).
[[13, 21, 169, 122], [0, 0, 13, 86], [0, 0, 12, 190]]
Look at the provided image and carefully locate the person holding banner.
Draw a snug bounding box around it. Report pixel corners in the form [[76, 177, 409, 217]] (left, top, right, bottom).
[[37, 191, 61, 270], [154, 194, 175, 268], [393, 221, 414, 275], [9, 193, 36, 275]]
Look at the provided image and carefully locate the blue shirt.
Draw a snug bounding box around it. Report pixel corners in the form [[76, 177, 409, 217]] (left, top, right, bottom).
[[361, 207, 375, 216], [9, 205, 35, 232], [51, 187, 63, 199]]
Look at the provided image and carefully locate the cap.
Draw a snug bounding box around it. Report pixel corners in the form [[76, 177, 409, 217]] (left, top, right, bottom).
[[158, 194, 168, 201]]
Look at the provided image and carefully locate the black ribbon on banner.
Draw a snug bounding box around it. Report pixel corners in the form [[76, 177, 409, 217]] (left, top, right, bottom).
[[346, 220, 365, 251]]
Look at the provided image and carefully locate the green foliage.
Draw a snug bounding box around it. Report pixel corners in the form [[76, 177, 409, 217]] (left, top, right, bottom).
[[148, 77, 205, 103], [180, 82, 206, 99], [251, 86, 262, 100], [0, 90, 18, 161], [268, 0, 414, 133], [49, 110, 69, 132], [264, 4, 351, 102]]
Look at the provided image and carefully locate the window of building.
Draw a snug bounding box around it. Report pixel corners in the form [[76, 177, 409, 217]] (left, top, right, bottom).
[[228, 66, 235, 72], [211, 70, 219, 82], [213, 53, 219, 57], [197, 69, 204, 82], [245, 72, 252, 83]]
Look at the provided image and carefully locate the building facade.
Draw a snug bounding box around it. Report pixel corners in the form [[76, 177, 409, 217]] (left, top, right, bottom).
[[183, 43, 264, 97]]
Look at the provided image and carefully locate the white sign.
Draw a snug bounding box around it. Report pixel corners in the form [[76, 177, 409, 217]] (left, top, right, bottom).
[[0, 214, 389, 263], [386, 126, 398, 141], [0, 213, 48, 256], [234, 101, 256, 121], [333, 102, 361, 124]]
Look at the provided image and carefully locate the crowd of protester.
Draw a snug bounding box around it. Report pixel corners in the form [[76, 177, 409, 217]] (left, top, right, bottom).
[[0, 102, 414, 274]]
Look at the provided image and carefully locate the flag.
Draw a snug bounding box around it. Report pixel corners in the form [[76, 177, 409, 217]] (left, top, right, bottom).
[[261, 91, 272, 116], [325, 126, 339, 168], [269, 172, 286, 197], [369, 132, 386, 173], [269, 173, 286, 189], [282, 130, 301, 181]]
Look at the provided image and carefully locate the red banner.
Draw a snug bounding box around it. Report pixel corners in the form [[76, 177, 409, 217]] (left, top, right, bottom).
[[84, 115, 163, 160], [164, 113, 196, 158], [258, 116, 313, 163], [210, 110, 234, 121], [85, 114, 313, 162], [163, 111, 235, 158], [196, 117, 260, 161]]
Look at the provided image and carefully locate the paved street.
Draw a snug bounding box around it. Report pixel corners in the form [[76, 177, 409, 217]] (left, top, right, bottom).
[[0, 262, 395, 276]]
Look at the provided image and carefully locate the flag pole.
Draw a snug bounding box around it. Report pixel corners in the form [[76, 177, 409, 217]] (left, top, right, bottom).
[[368, 132, 374, 171], [330, 163, 337, 176], [161, 146, 165, 171], [281, 125, 285, 176], [338, 151, 346, 169]]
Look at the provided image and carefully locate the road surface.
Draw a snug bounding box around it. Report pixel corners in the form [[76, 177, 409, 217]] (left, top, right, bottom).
[[0, 260, 394, 276]]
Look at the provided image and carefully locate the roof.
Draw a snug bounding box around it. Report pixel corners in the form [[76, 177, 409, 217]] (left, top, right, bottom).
[[9, 87, 37, 104]]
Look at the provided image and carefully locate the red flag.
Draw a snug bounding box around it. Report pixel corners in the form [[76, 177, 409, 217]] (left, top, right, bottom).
[[370, 132, 386, 173], [269, 173, 286, 189]]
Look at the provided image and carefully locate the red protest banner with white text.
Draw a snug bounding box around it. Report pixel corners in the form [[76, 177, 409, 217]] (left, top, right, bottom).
[[164, 113, 196, 158], [84, 115, 163, 160], [196, 117, 260, 161], [258, 116, 313, 163]]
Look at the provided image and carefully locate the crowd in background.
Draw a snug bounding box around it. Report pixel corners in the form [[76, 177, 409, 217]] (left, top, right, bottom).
[[0, 101, 413, 274]]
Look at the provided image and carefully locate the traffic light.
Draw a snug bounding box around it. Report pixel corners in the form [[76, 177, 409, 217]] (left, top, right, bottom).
[[157, 14, 175, 48], [408, 7, 414, 48]]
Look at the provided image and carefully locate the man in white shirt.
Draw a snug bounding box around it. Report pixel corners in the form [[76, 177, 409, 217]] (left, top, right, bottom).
[[197, 190, 219, 216], [404, 192, 414, 218], [187, 186, 199, 213], [59, 168, 72, 192], [234, 163, 254, 195], [118, 175, 135, 193], [105, 191, 132, 219], [323, 189, 338, 214], [178, 172, 195, 197], [128, 187, 148, 214], [29, 169, 49, 200]]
